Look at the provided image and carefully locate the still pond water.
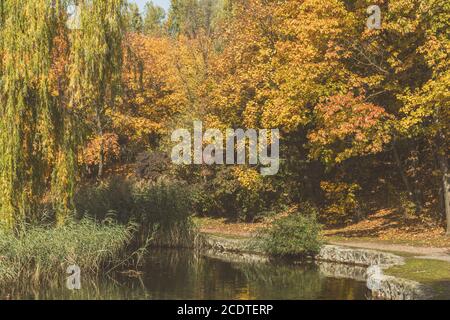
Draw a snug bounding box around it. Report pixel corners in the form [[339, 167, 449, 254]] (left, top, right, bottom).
[[6, 250, 369, 300]]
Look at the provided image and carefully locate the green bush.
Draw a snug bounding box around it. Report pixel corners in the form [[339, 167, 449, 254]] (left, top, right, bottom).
[[131, 180, 197, 248], [188, 167, 285, 222], [188, 167, 240, 218], [131, 180, 192, 226], [74, 177, 135, 223], [258, 205, 323, 258], [75, 178, 192, 223]]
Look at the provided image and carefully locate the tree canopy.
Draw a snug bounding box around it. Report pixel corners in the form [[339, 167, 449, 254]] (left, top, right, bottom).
[[0, 0, 448, 235]]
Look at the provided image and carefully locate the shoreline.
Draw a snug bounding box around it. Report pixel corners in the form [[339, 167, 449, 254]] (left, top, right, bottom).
[[201, 233, 434, 300]]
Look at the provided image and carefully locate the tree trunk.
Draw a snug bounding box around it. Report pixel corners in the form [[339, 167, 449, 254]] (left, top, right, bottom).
[[392, 142, 420, 216], [96, 108, 105, 180], [438, 152, 450, 235], [98, 137, 104, 179]]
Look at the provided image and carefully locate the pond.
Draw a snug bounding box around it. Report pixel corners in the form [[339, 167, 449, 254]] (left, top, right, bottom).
[[3, 249, 369, 300]]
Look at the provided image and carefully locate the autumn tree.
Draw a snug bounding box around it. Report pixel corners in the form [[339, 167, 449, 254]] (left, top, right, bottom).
[[125, 2, 143, 33], [143, 1, 166, 36], [70, 0, 125, 179], [0, 0, 63, 227], [390, 0, 450, 232], [199, 0, 366, 217], [0, 0, 126, 229], [180, 0, 449, 228], [333, 0, 449, 229], [114, 33, 189, 159]]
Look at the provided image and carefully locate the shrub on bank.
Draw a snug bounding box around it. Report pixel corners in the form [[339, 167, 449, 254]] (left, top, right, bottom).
[[258, 205, 323, 258], [0, 219, 132, 284]]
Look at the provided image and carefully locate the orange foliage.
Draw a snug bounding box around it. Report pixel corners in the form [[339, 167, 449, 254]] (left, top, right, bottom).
[[82, 133, 121, 167], [308, 93, 393, 165], [113, 33, 188, 152]]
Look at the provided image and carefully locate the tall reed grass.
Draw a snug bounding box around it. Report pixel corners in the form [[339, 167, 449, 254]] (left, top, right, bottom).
[[75, 178, 201, 249], [0, 219, 133, 285], [0, 177, 201, 287]]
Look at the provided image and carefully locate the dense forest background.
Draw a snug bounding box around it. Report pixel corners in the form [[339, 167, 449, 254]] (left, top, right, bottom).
[[0, 0, 448, 235]]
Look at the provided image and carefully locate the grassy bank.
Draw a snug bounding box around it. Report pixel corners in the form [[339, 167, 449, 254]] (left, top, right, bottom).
[[0, 179, 201, 288], [385, 258, 450, 299], [0, 219, 133, 285]]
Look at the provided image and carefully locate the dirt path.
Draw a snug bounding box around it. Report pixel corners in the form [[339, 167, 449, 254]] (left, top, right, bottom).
[[329, 241, 450, 262]]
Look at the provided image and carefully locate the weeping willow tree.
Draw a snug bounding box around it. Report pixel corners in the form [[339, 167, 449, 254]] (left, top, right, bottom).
[[68, 0, 124, 179], [0, 0, 125, 230]]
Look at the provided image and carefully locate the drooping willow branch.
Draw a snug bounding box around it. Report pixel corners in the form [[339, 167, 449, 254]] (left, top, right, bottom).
[[0, 0, 125, 229]]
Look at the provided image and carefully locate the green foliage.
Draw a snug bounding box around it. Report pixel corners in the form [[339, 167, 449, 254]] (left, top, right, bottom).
[[188, 167, 283, 222], [75, 178, 192, 224], [0, 0, 126, 229], [167, 0, 223, 37], [258, 205, 323, 258], [189, 168, 240, 218], [132, 180, 192, 226], [398, 191, 418, 218], [74, 177, 135, 223], [143, 1, 166, 35], [125, 2, 143, 32], [74, 178, 197, 248], [0, 0, 63, 228], [0, 219, 132, 284], [321, 181, 363, 224]]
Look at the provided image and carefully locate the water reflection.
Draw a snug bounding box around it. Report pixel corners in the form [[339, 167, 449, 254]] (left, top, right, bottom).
[[1, 249, 369, 300]]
